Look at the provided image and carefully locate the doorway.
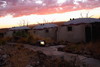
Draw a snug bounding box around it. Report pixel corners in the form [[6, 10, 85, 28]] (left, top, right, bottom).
[[85, 26, 91, 42]]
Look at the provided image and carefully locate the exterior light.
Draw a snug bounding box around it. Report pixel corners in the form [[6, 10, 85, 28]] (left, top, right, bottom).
[[40, 41, 45, 45]]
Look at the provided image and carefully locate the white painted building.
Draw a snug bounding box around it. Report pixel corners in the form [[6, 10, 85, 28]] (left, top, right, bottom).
[[5, 26, 30, 37], [33, 24, 58, 40], [57, 18, 100, 42]]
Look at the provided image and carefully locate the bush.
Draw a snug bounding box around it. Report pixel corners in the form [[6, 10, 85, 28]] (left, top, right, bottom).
[[13, 30, 27, 38], [18, 37, 27, 43], [0, 38, 7, 45], [27, 35, 34, 44], [45, 37, 53, 44], [57, 39, 66, 45], [6, 36, 12, 42]]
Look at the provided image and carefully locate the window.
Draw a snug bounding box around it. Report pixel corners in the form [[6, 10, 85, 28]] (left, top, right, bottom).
[[22, 31, 25, 33], [45, 29, 49, 33], [13, 31, 15, 34], [34, 31, 36, 34], [68, 27, 72, 31], [55, 27, 58, 31], [5, 32, 6, 34]]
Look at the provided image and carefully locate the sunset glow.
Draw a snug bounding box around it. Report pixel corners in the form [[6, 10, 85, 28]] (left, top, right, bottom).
[[0, 0, 100, 28]]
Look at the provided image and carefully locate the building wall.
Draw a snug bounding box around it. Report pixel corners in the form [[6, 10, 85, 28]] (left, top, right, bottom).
[[28, 29, 34, 35], [4, 31, 13, 37], [5, 29, 31, 37], [57, 24, 92, 42], [34, 28, 57, 40]]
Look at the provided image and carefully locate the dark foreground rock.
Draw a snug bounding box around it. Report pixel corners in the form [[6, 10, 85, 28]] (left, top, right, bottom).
[[0, 58, 6, 66]]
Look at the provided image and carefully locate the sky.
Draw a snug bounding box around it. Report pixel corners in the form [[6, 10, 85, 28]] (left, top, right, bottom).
[[0, 0, 100, 28]]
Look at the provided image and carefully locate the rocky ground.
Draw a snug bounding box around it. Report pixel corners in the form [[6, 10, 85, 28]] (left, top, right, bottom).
[[0, 43, 82, 67], [1, 43, 100, 67]]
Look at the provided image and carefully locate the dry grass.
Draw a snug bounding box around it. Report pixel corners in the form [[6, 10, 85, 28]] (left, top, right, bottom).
[[45, 37, 53, 44], [0, 37, 7, 45], [17, 37, 27, 43], [2, 44, 38, 67], [6, 36, 13, 42], [2, 43, 77, 67]]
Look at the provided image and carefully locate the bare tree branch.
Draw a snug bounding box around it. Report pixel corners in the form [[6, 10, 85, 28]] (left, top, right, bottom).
[[26, 20, 30, 27], [18, 19, 30, 27], [51, 19, 56, 23], [80, 11, 94, 18], [89, 15, 94, 18], [86, 11, 89, 18], [37, 22, 40, 24], [80, 13, 83, 18]]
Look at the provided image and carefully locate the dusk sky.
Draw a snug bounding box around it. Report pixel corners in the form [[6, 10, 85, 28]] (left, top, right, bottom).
[[0, 0, 100, 28]]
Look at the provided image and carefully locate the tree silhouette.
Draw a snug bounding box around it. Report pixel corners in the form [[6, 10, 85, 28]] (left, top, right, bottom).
[[80, 11, 94, 18], [17, 19, 30, 27]]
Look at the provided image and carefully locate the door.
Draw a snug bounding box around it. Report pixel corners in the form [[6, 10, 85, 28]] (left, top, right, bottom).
[[85, 26, 91, 42]]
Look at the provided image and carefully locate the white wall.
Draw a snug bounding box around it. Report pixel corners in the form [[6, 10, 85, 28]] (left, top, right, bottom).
[[57, 24, 92, 42], [4, 31, 13, 37], [34, 28, 57, 40]]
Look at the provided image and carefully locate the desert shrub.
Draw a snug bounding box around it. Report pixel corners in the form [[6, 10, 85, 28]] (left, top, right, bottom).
[[77, 43, 85, 50], [18, 37, 27, 43], [15, 43, 24, 50], [93, 41, 100, 54], [34, 35, 44, 40], [57, 39, 66, 45], [44, 56, 73, 67], [33, 35, 44, 44], [0, 38, 7, 45], [86, 42, 93, 50], [45, 37, 53, 44], [22, 33, 27, 38], [6, 36, 12, 42], [27, 35, 34, 44], [13, 30, 27, 38]]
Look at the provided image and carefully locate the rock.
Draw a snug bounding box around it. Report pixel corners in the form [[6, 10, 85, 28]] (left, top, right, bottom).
[[0, 46, 3, 49], [83, 50, 91, 55], [83, 54, 91, 58], [0, 58, 6, 66], [2, 54, 8, 59], [73, 51, 79, 54], [0, 49, 4, 55], [29, 56, 40, 67], [57, 47, 64, 51], [0, 49, 2, 51], [37, 51, 46, 58], [26, 65, 33, 67]]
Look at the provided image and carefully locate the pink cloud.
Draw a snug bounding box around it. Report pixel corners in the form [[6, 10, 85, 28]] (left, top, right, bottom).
[[0, 0, 100, 17]]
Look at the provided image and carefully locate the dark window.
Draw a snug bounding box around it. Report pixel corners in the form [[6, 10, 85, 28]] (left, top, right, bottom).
[[5, 32, 6, 34], [34, 31, 36, 34], [68, 27, 72, 31], [22, 31, 24, 33], [55, 28, 58, 31], [45, 29, 49, 33], [28, 32, 30, 34], [13, 31, 15, 34]]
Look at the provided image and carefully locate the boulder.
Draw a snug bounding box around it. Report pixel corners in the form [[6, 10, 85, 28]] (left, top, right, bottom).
[[83, 50, 91, 55], [57, 47, 64, 51], [26, 65, 33, 67], [2, 54, 8, 59], [0, 58, 6, 66], [37, 51, 46, 58]]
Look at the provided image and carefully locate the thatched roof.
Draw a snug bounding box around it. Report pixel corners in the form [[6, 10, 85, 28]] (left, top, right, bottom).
[[33, 23, 58, 30], [63, 18, 100, 26]]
